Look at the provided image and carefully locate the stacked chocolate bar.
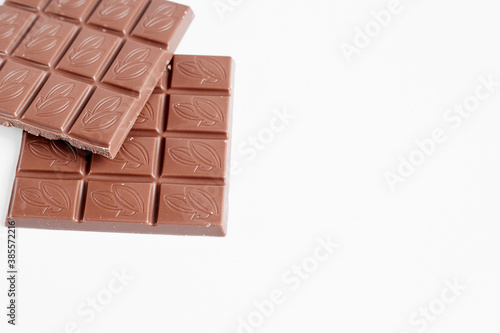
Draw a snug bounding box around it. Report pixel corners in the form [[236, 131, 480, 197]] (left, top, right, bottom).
[[0, 0, 234, 236]]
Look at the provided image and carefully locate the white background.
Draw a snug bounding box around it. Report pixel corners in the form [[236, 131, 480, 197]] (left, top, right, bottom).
[[1, 0, 500, 332]]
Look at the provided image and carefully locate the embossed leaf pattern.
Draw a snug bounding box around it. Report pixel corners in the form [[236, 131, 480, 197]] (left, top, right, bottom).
[[190, 142, 222, 170], [169, 141, 221, 171], [0, 84, 26, 100], [0, 12, 18, 24], [28, 141, 54, 160], [94, 96, 121, 112], [79, 35, 105, 49], [83, 113, 120, 131], [49, 140, 78, 165], [40, 182, 71, 212], [113, 185, 144, 216], [1, 69, 28, 84], [173, 97, 224, 127], [82, 96, 122, 132], [112, 140, 149, 169], [0, 25, 14, 40], [92, 191, 120, 210], [173, 104, 199, 121], [28, 139, 78, 166], [69, 49, 102, 67], [124, 48, 150, 62], [0, 12, 18, 39], [135, 102, 153, 124], [197, 58, 226, 82], [186, 188, 218, 218], [24, 23, 61, 54], [19, 182, 71, 214], [46, 82, 73, 99], [143, 4, 176, 33], [0, 69, 29, 102], [35, 82, 75, 116], [55, 0, 86, 8], [194, 98, 224, 124], [91, 185, 144, 217], [113, 48, 151, 80], [164, 187, 218, 220], [169, 147, 197, 166], [20, 188, 46, 208], [177, 62, 204, 79], [99, 0, 132, 21], [177, 58, 227, 84], [68, 36, 105, 67], [164, 194, 195, 214]]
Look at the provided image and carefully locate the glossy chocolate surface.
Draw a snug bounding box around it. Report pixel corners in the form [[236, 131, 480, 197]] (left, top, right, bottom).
[[0, 0, 194, 158], [6, 55, 235, 236]]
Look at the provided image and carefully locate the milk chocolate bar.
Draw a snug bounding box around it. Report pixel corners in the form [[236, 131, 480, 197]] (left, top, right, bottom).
[[6, 55, 235, 236], [0, 0, 194, 158]]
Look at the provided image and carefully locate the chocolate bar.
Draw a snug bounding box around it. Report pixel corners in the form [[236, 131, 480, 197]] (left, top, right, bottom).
[[6, 55, 235, 236], [0, 0, 194, 158]]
